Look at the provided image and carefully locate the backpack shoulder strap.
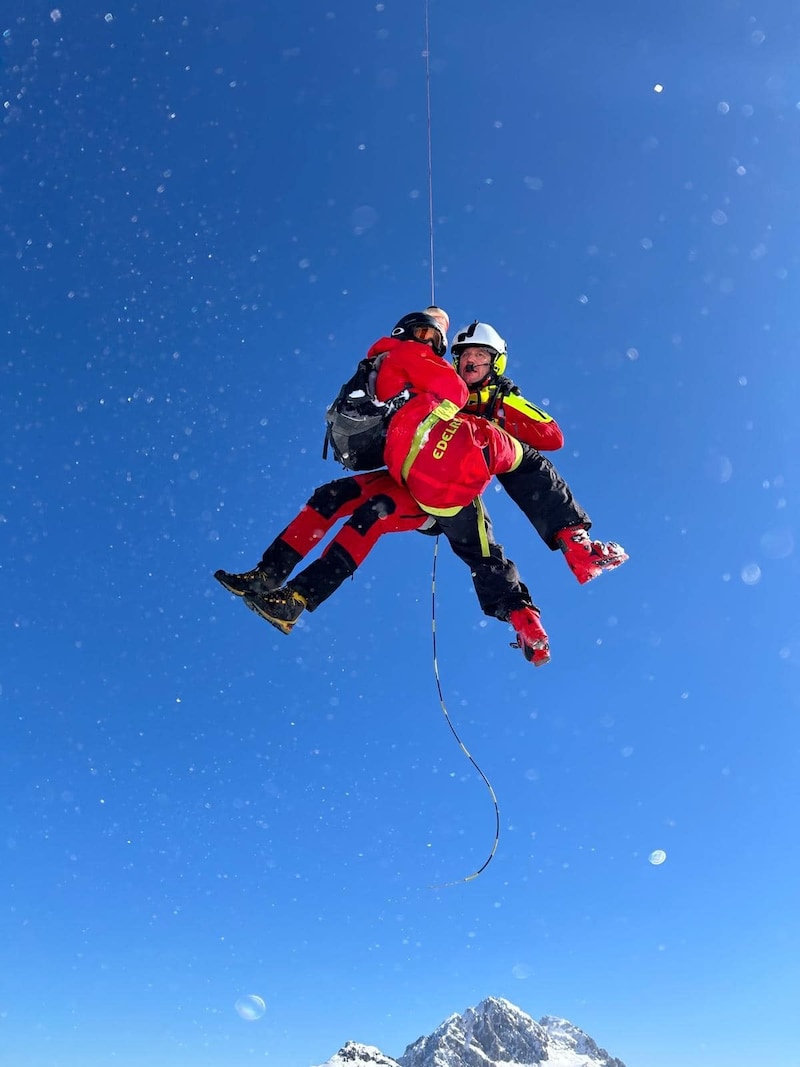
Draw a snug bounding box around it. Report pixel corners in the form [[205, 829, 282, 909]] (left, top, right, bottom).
[[321, 355, 379, 461]]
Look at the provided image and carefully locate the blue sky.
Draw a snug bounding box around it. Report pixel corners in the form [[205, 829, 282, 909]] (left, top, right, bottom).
[[2, 2, 800, 1066]]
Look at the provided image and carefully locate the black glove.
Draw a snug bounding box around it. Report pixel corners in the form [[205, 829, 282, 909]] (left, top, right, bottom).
[[494, 374, 520, 397]]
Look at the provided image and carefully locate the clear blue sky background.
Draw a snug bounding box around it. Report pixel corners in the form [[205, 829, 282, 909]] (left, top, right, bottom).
[[2, 2, 799, 1066]]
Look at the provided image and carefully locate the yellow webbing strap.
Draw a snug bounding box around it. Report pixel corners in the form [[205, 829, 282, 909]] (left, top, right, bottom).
[[476, 497, 491, 556], [431, 398, 461, 421]]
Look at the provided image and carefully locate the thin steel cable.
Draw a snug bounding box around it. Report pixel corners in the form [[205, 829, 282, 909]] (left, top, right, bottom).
[[428, 536, 501, 889], [423, 0, 436, 305], [421, 2, 499, 887]]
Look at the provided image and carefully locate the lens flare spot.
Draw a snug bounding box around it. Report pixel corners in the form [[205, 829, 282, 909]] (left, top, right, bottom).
[[235, 994, 266, 1021]]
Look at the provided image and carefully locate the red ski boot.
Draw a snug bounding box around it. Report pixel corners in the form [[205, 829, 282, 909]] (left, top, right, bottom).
[[508, 607, 551, 667], [555, 525, 629, 585]]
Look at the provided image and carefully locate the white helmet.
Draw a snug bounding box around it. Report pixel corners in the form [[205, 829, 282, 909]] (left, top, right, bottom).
[[451, 321, 508, 376]]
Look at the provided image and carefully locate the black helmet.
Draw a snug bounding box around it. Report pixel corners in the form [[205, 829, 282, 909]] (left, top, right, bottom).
[[391, 311, 448, 357]]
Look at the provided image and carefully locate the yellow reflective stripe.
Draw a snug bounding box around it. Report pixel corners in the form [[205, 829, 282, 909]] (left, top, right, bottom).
[[508, 438, 523, 470], [399, 400, 460, 483], [503, 391, 553, 424], [417, 501, 463, 517], [399, 399, 467, 510], [468, 385, 498, 407], [400, 411, 440, 483]]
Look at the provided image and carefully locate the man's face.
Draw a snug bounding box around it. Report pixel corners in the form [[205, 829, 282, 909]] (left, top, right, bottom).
[[457, 345, 494, 387]]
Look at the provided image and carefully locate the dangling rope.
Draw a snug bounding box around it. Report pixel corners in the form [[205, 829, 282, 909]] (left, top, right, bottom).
[[421, 0, 501, 888], [428, 537, 501, 888]]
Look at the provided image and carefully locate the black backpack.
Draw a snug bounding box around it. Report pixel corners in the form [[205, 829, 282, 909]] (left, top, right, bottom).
[[322, 355, 405, 472]]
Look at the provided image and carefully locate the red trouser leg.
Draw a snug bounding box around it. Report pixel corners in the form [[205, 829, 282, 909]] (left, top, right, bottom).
[[277, 472, 404, 559], [322, 471, 426, 568], [286, 472, 427, 611]]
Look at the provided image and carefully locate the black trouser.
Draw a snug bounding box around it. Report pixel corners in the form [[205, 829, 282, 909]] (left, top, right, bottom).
[[497, 443, 590, 549], [261, 473, 532, 619], [425, 501, 534, 622], [287, 496, 535, 621], [429, 444, 589, 618]]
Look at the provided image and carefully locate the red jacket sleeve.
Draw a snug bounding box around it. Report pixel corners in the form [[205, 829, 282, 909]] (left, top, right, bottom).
[[499, 391, 564, 451], [369, 336, 468, 409]]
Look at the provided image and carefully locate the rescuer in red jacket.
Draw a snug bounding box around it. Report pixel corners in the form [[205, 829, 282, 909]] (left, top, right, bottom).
[[447, 320, 628, 584]]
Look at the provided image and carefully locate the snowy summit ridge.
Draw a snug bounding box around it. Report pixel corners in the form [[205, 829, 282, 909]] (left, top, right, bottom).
[[312, 996, 626, 1067], [316, 1042, 402, 1067]]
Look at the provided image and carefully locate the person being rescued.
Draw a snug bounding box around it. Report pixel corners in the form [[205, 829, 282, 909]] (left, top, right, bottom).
[[215, 309, 551, 666]]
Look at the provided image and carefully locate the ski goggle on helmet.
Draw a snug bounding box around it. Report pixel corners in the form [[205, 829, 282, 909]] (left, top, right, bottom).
[[451, 321, 508, 376], [391, 311, 448, 357]]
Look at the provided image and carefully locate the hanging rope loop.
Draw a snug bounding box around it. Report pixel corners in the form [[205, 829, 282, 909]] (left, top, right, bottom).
[[428, 537, 501, 889], [421, 2, 501, 887]]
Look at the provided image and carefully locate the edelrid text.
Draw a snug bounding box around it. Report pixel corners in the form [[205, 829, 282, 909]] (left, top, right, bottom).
[[432, 418, 462, 459]]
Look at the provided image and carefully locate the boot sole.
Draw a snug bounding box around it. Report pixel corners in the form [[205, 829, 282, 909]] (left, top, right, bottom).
[[243, 593, 295, 635], [572, 553, 629, 585]]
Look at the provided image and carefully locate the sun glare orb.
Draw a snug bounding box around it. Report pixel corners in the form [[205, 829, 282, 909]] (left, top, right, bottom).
[[235, 994, 266, 1021], [649, 849, 667, 866]]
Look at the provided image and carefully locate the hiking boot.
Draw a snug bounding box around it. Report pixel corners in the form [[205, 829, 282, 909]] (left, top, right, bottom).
[[508, 607, 551, 667], [555, 525, 629, 585], [244, 588, 307, 635], [214, 567, 280, 597]]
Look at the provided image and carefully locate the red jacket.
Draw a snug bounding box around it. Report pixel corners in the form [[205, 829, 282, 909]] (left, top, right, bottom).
[[369, 336, 522, 515]]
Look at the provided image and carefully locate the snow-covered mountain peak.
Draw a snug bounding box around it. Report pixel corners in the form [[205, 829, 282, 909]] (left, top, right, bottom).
[[311, 998, 626, 1067], [539, 1014, 626, 1067], [398, 995, 549, 1067], [315, 1040, 401, 1067]]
